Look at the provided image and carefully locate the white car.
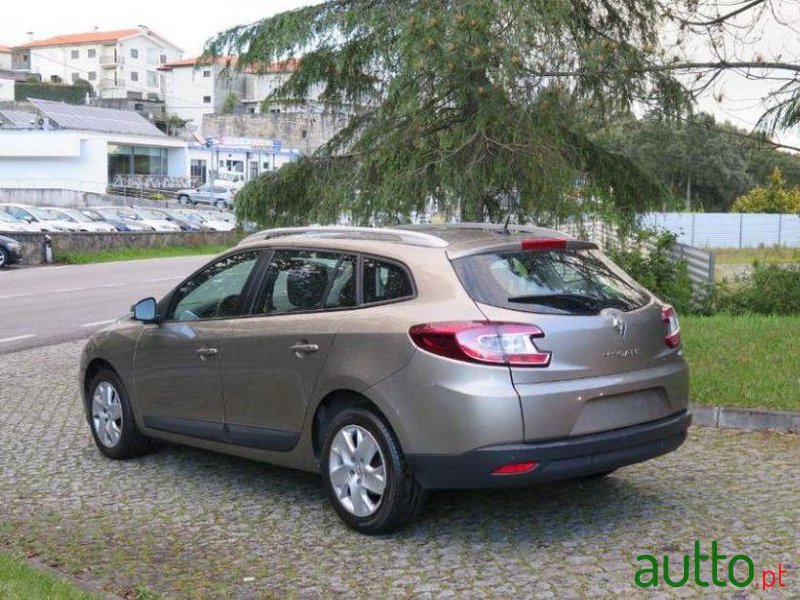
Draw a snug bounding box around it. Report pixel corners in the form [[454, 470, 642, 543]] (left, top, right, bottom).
[[47, 208, 118, 233], [1, 204, 76, 232], [95, 207, 181, 232], [0, 210, 40, 232], [213, 172, 245, 191]]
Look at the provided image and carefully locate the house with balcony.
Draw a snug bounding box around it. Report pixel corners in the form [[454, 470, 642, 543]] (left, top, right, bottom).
[[12, 27, 182, 101]]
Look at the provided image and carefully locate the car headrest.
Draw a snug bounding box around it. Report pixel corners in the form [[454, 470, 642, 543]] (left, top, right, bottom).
[[287, 264, 329, 310]]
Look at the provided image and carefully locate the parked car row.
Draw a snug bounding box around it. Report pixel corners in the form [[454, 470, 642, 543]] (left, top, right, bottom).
[[0, 203, 236, 233]]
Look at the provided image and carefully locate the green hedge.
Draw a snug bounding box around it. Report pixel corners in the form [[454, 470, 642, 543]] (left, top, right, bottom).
[[14, 82, 88, 105]]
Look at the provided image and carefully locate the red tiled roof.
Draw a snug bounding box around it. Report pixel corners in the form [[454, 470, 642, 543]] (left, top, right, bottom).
[[158, 56, 300, 74], [158, 55, 236, 70], [243, 58, 301, 74], [0, 44, 11, 53], [17, 29, 142, 49]]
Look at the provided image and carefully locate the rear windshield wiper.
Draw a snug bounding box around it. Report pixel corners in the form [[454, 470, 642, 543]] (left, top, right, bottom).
[[507, 293, 601, 311]]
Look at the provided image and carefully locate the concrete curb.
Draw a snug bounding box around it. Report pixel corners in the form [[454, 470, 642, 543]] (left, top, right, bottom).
[[691, 404, 800, 433]]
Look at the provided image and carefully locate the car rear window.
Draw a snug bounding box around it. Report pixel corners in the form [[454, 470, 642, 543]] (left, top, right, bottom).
[[452, 249, 650, 315]]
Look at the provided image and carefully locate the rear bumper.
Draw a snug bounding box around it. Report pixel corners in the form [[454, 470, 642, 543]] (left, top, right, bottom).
[[407, 410, 691, 489]]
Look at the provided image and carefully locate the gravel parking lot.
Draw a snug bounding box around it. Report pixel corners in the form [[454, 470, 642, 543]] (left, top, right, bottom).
[[0, 340, 798, 599]]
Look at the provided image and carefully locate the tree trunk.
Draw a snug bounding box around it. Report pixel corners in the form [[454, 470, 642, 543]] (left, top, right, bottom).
[[685, 173, 692, 211]]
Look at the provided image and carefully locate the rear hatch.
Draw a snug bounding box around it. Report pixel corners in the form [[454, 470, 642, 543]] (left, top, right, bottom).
[[450, 240, 685, 440]]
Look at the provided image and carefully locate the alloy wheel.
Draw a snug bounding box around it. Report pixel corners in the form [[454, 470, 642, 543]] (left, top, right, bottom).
[[328, 425, 387, 517], [92, 381, 123, 448]]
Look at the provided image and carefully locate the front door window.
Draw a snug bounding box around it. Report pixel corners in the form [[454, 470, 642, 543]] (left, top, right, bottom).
[[170, 252, 260, 321]]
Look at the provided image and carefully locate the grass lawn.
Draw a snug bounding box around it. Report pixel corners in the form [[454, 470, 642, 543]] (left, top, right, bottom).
[[712, 246, 799, 265], [0, 551, 99, 599], [57, 244, 230, 264], [681, 314, 800, 411]]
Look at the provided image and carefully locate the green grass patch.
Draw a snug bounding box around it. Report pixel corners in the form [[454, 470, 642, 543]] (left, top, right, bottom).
[[0, 551, 99, 599], [682, 314, 800, 411], [712, 246, 800, 266], [57, 244, 230, 264]]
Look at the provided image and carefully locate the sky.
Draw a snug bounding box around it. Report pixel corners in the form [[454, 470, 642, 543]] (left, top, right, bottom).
[[2, 0, 798, 148]]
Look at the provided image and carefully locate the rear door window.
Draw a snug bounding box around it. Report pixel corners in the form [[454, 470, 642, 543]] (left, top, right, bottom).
[[254, 250, 357, 315], [453, 249, 650, 315]]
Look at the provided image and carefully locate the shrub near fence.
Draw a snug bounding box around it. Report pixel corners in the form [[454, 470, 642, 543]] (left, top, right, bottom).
[[561, 220, 715, 291]]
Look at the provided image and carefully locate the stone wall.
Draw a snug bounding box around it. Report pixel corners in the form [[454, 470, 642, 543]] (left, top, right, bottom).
[[201, 112, 347, 154], [6, 231, 239, 265], [0, 190, 183, 208], [0, 188, 111, 207]]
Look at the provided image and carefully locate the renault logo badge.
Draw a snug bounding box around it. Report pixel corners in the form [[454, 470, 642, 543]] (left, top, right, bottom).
[[611, 316, 627, 338]]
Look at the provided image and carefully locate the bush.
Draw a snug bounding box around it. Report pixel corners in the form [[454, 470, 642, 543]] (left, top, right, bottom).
[[605, 228, 694, 314], [731, 167, 800, 214], [147, 193, 166, 202], [713, 262, 800, 315], [14, 82, 88, 105]]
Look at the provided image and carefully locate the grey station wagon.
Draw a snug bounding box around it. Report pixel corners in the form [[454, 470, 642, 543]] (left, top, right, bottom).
[[81, 224, 690, 534]]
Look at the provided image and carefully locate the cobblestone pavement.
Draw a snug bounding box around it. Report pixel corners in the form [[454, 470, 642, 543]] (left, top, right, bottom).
[[0, 341, 798, 599]]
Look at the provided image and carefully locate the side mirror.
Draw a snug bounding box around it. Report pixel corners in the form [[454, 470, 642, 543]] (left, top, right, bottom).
[[132, 297, 159, 323]]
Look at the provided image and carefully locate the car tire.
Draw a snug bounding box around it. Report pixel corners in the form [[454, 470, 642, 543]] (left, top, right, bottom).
[[88, 368, 154, 460], [178, 194, 190, 205], [321, 406, 427, 535], [0, 246, 8, 269]]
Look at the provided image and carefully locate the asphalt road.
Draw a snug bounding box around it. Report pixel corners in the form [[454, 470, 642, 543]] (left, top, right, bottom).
[[0, 256, 212, 354]]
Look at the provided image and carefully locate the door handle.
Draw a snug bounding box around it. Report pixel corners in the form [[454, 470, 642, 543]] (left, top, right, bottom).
[[290, 343, 319, 355], [196, 347, 219, 360]]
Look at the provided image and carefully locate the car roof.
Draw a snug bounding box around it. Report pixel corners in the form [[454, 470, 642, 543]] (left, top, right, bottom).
[[237, 223, 574, 255]]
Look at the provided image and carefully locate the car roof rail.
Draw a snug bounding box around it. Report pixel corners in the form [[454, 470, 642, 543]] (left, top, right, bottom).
[[400, 222, 564, 236], [238, 226, 450, 248]]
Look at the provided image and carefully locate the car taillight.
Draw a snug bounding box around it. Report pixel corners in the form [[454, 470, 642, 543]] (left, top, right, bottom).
[[662, 305, 681, 348], [408, 322, 551, 367]]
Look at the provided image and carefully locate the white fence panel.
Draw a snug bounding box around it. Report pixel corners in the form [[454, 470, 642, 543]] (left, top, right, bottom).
[[779, 215, 800, 247], [640, 212, 800, 248]]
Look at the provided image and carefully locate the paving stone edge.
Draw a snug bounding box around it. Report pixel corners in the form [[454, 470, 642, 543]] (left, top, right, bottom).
[[690, 403, 800, 433]]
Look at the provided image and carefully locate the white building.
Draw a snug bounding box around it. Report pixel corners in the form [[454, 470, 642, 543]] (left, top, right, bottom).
[[242, 59, 325, 114], [159, 56, 246, 126], [0, 76, 13, 101], [12, 27, 182, 100], [188, 136, 301, 185], [0, 44, 12, 70], [0, 99, 188, 203]]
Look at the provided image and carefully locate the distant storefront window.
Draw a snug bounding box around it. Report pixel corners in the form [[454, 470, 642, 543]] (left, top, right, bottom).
[[108, 144, 168, 179], [191, 159, 207, 184]]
